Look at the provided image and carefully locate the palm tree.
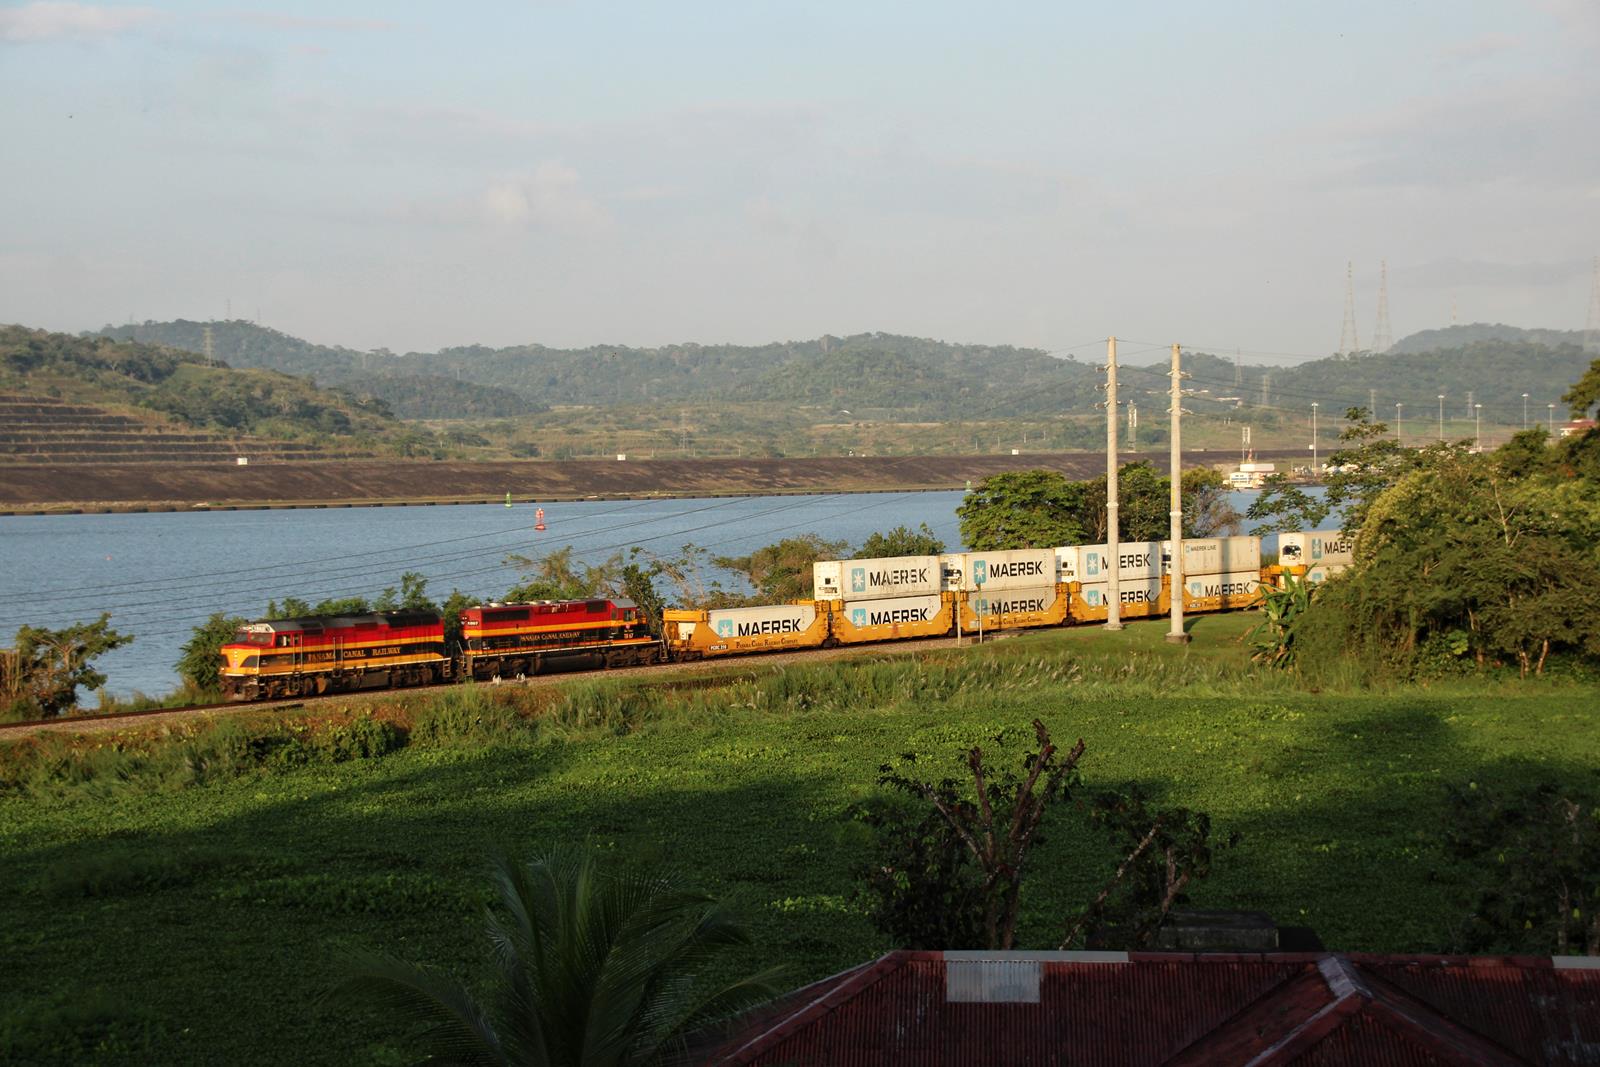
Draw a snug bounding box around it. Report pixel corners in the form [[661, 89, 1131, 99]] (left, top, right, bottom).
[[338, 849, 781, 1066]]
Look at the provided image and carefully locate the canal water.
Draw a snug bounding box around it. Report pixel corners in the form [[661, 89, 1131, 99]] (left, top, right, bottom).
[[0, 489, 1286, 699]]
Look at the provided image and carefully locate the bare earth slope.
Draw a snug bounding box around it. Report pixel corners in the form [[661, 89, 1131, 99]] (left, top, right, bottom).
[[0, 449, 1302, 509]]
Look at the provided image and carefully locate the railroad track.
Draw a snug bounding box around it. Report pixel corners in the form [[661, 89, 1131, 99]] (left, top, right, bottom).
[[0, 633, 993, 739]]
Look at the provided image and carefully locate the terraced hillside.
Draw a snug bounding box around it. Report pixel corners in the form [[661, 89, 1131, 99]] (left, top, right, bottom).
[[0, 394, 372, 465]]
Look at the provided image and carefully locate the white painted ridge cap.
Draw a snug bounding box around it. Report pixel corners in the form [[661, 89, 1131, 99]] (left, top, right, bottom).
[[943, 950, 1129, 964]]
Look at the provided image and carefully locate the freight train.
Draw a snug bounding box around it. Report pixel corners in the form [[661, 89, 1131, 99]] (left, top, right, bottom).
[[217, 530, 1351, 701]]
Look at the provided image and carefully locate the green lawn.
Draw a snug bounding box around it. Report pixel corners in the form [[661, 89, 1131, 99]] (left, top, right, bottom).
[[2, 615, 1596, 1063]]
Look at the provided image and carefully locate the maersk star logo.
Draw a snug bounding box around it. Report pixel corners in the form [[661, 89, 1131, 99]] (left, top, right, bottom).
[[850, 567, 866, 592], [1188, 581, 1203, 596], [851, 608, 867, 626], [973, 559, 987, 586], [1085, 589, 1103, 606], [1086, 552, 1101, 577], [716, 619, 734, 637], [1311, 538, 1323, 560]]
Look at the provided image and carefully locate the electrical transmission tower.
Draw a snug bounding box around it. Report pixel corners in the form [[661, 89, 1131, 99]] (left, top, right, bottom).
[[1339, 261, 1360, 355], [202, 324, 214, 362], [1586, 255, 1600, 354], [1372, 259, 1393, 353]]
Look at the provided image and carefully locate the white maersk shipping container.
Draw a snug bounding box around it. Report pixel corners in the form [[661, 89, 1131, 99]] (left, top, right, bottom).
[[1161, 536, 1261, 577], [703, 604, 817, 640], [843, 594, 944, 629], [1304, 563, 1347, 584], [1075, 577, 1164, 609], [1054, 542, 1161, 583], [813, 555, 941, 602], [1181, 571, 1261, 602], [942, 549, 1056, 593], [970, 585, 1059, 616], [1278, 530, 1354, 568]]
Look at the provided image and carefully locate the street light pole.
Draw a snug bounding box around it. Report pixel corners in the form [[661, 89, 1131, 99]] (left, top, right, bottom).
[[1395, 402, 1403, 445], [1311, 401, 1319, 475], [1475, 403, 1483, 450], [1548, 403, 1556, 433], [1437, 394, 1445, 442], [1522, 392, 1529, 431]]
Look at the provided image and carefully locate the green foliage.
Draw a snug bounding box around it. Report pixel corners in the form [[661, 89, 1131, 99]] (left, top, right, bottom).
[[857, 523, 945, 558], [1245, 577, 1314, 669], [0, 993, 168, 1063], [1563, 355, 1600, 419], [959, 463, 1219, 551], [373, 572, 434, 612], [1293, 451, 1600, 680], [1070, 787, 1240, 949], [336, 848, 782, 1066], [407, 686, 530, 748], [6, 614, 133, 718], [714, 534, 850, 602], [859, 720, 1087, 950], [958, 469, 1096, 550], [504, 545, 621, 602], [1181, 467, 1243, 537], [1246, 476, 1331, 534], [619, 558, 668, 637], [175, 612, 246, 697], [1443, 781, 1600, 955]]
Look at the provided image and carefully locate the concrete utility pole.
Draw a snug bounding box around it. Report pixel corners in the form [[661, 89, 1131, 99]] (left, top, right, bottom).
[[1395, 402, 1404, 444], [1312, 402, 1320, 473], [1105, 336, 1122, 631], [1167, 343, 1189, 645], [1437, 395, 1445, 442], [1475, 403, 1483, 450], [1549, 403, 1557, 433], [1522, 393, 1530, 431]]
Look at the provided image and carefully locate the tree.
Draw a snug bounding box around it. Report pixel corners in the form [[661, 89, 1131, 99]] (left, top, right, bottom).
[[713, 534, 849, 603], [858, 720, 1087, 950], [176, 612, 247, 698], [957, 470, 1094, 550], [375, 571, 435, 612], [1444, 782, 1600, 956], [1563, 355, 1600, 419], [620, 553, 668, 637], [504, 546, 622, 602], [1181, 467, 1243, 537], [1246, 475, 1329, 535], [8, 615, 133, 718], [338, 849, 780, 1065], [857, 523, 945, 558]]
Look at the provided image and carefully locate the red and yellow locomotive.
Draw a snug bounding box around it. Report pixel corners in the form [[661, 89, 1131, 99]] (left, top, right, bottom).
[[219, 598, 660, 700], [459, 598, 658, 680], [219, 610, 450, 701]]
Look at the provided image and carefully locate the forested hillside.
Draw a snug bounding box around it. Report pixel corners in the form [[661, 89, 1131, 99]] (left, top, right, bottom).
[[91, 319, 1595, 431], [96, 321, 1099, 419], [1, 326, 397, 442]]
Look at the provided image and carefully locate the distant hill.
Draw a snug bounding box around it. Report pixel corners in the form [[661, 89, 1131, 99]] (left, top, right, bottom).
[[1168, 338, 1593, 423], [94, 322, 1101, 420], [1390, 323, 1585, 355], [94, 321, 545, 419], [2, 325, 398, 446]]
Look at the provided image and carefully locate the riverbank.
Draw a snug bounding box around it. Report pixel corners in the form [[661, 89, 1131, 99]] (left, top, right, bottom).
[[0, 449, 1303, 513]]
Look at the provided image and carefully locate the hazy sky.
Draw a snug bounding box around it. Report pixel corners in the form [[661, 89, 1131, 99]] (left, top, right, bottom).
[[3, 1, 1597, 359]]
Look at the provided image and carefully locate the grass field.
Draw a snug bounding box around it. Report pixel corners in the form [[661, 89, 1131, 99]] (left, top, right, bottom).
[[2, 615, 1596, 1063]]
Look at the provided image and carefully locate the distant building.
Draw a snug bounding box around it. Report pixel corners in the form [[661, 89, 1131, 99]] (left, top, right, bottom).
[[711, 949, 1600, 1065], [1559, 419, 1596, 438]]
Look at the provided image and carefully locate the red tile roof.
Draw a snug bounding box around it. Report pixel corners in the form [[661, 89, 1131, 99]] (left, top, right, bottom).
[[709, 951, 1600, 1065]]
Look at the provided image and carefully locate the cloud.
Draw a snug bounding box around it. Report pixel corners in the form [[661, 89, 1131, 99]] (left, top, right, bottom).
[[0, 2, 160, 43], [479, 164, 611, 233], [216, 12, 396, 33]]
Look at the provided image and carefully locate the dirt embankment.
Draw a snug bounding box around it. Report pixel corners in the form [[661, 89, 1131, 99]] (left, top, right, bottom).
[[0, 450, 1304, 511]]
